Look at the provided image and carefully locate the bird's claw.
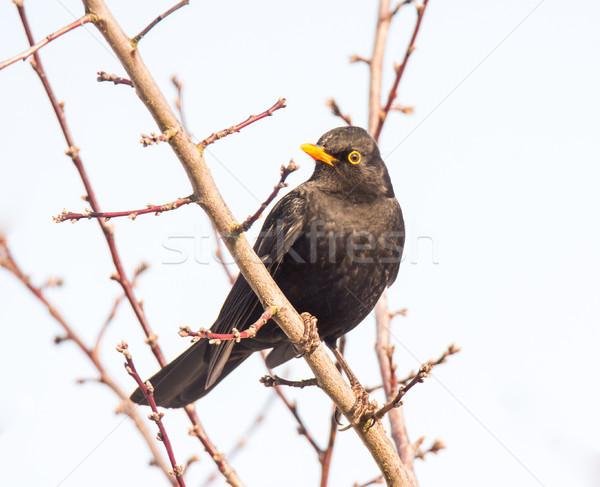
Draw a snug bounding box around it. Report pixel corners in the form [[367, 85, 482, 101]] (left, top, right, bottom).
[[294, 312, 321, 357], [336, 383, 378, 431]]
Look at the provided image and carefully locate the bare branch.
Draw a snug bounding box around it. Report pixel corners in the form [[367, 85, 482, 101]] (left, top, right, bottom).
[[132, 1, 190, 46], [97, 70, 133, 87], [179, 307, 277, 344], [414, 438, 445, 460], [349, 54, 371, 65], [370, 363, 432, 421], [0, 237, 175, 485], [374, 294, 419, 485], [374, 0, 430, 141], [117, 342, 186, 486], [54, 196, 195, 223], [389, 0, 414, 18], [199, 98, 287, 148], [367, 0, 393, 135], [0, 15, 93, 71], [260, 375, 319, 389], [235, 159, 299, 233], [326, 98, 353, 126]]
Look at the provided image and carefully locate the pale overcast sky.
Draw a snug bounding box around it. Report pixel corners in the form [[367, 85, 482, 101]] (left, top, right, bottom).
[[1, 1, 599, 486]]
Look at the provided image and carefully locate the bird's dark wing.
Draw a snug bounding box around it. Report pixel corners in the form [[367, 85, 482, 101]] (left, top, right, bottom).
[[205, 187, 307, 386], [383, 198, 405, 287]]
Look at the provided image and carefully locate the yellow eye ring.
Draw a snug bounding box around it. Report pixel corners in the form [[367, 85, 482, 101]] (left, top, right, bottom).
[[348, 151, 361, 164]]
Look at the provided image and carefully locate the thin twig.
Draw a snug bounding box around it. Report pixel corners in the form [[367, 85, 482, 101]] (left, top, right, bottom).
[[235, 160, 299, 233], [373, 0, 430, 141], [117, 342, 186, 486], [414, 438, 445, 460], [326, 98, 352, 126], [54, 196, 195, 223], [0, 237, 175, 485], [199, 98, 287, 148], [397, 344, 461, 386], [179, 307, 277, 344], [97, 71, 133, 87], [132, 0, 190, 45], [0, 15, 93, 71], [171, 75, 193, 137], [259, 375, 319, 389], [371, 363, 432, 421]]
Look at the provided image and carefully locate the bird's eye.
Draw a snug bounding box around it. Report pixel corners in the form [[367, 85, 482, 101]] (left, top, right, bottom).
[[348, 151, 361, 164]]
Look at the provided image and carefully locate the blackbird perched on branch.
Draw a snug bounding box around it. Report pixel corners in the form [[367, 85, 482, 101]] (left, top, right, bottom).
[[131, 126, 404, 408]]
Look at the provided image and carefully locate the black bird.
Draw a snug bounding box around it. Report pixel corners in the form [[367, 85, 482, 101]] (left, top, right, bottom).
[[131, 126, 404, 408]]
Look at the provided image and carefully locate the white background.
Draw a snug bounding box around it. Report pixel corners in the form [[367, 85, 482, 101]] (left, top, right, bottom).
[[1, 1, 599, 486]]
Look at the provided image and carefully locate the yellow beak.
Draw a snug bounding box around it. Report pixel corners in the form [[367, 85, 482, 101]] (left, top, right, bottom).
[[300, 143, 338, 167]]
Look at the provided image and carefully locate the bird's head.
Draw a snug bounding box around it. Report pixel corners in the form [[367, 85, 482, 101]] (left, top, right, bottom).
[[301, 126, 395, 200]]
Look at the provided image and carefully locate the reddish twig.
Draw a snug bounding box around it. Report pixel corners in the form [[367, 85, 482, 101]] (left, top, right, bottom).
[[326, 98, 352, 126], [140, 128, 178, 147], [370, 363, 432, 421], [184, 405, 242, 485], [198, 98, 287, 148], [15, 7, 243, 485], [132, 0, 190, 46], [179, 307, 277, 344], [0, 15, 93, 71], [97, 71, 133, 87], [54, 196, 195, 223], [397, 344, 461, 386], [373, 0, 430, 141], [389, 308, 407, 320], [93, 262, 149, 355], [117, 342, 186, 486], [0, 237, 175, 485], [235, 160, 299, 233]]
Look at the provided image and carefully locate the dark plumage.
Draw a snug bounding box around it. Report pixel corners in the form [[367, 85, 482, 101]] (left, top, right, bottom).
[[131, 126, 404, 408]]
